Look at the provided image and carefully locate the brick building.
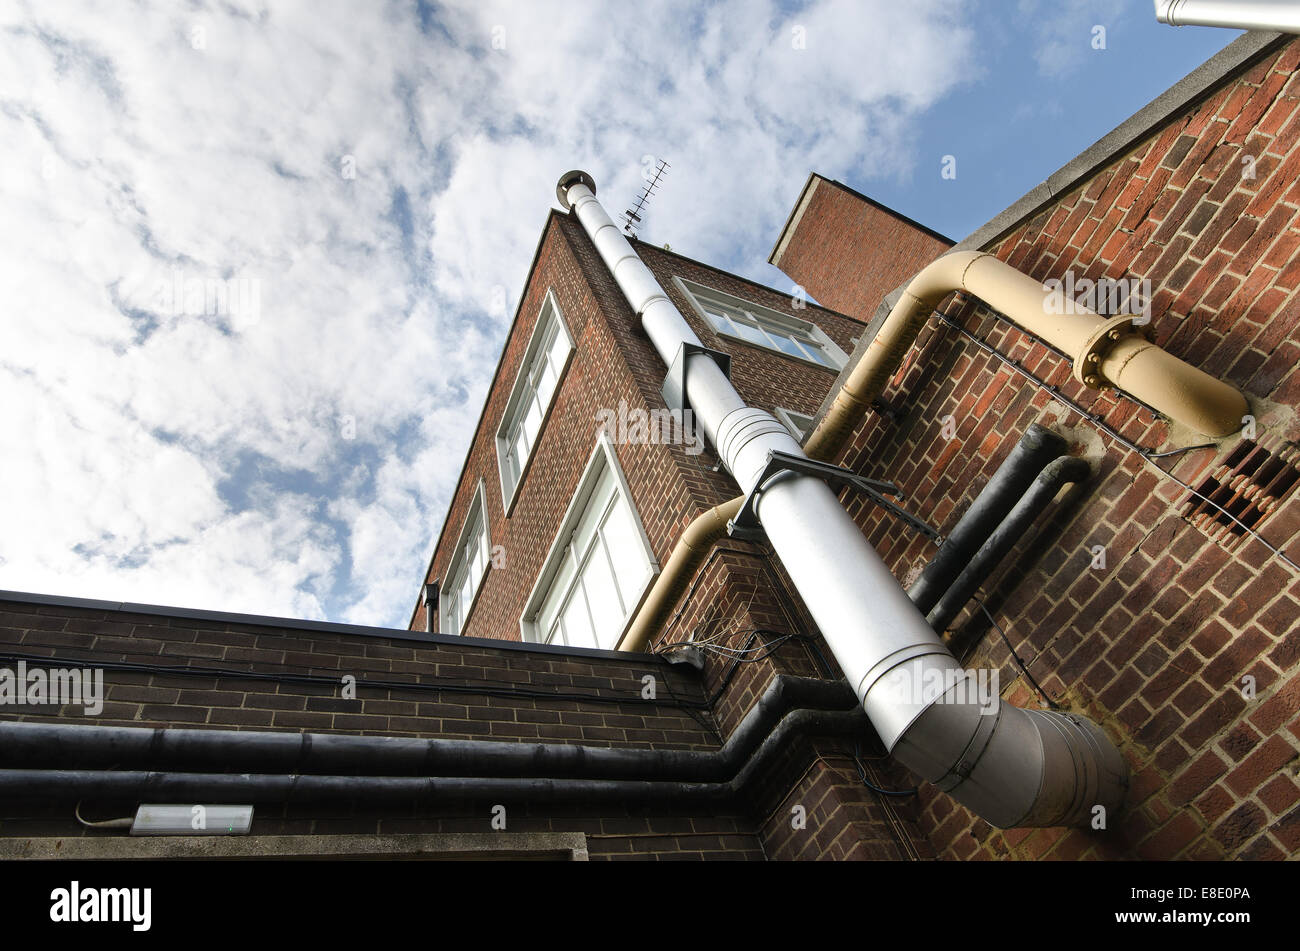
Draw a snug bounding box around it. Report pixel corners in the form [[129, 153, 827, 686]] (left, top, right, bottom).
[[2, 29, 1298, 861]]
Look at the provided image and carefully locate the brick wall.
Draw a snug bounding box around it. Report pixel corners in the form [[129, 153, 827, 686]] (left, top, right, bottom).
[[771, 174, 954, 321], [0, 595, 776, 859], [813, 36, 1300, 860], [411, 211, 866, 650], [399, 202, 931, 859]]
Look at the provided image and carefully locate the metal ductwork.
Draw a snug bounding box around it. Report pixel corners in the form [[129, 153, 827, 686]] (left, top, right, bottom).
[[557, 171, 1128, 828], [1154, 0, 1300, 32]]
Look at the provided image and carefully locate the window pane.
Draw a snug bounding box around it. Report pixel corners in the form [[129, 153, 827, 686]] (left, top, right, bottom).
[[579, 547, 623, 647], [547, 324, 569, 374], [771, 333, 806, 358], [560, 589, 597, 649], [812, 345, 838, 368], [459, 571, 473, 613], [602, 498, 648, 604], [537, 547, 576, 636], [535, 361, 557, 409], [729, 318, 769, 347], [523, 396, 542, 446], [572, 468, 614, 557], [704, 309, 731, 332], [503, 450, 519, 495]]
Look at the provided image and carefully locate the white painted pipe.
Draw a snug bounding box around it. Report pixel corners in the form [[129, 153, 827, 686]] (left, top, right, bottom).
[[557, 171, 1128, 828], [1154, 0, 1300, 32]]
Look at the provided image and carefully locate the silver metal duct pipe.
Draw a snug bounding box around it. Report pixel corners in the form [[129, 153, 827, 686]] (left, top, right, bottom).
[[557, 171, 1127, 827], [1154, 0, 1300, 32]]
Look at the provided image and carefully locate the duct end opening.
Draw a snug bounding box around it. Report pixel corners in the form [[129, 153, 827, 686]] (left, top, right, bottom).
[[891, 696, 1129, 829], [556, 170, 597, 207]]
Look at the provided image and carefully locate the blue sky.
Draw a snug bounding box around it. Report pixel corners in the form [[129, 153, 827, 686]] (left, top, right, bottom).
[[0, 1, 1241, 629]]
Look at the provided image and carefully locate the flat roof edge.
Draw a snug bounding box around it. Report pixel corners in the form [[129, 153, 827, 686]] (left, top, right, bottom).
[[0, 588, 677, 664]]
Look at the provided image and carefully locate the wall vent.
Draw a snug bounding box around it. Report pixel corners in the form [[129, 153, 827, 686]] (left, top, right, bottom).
[[1181, 438, 1300, 545]]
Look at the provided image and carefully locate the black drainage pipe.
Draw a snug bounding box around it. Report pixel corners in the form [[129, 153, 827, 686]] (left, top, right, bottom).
[[0, 676, 855, 783], [907, 423, 1068, 615], [926, 455, 1091, 634], [0, 709, 872, 805]]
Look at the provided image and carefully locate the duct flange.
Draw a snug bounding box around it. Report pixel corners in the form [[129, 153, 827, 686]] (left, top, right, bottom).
[[1072, 314, 1145, 390]]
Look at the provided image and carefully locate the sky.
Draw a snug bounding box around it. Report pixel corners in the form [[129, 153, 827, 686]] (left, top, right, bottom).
[[0, 0, 1241, 629]]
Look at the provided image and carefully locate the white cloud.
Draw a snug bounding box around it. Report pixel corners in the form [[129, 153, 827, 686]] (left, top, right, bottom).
[[1017, 0, 1131, 78], [0, 0, 976, 628]]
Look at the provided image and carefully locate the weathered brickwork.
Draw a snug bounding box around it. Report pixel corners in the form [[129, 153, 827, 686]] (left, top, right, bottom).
[[12, 37, 1295, 864], [771, 174, 955, 321], [0, 596, 773, 859], [410, 213, 863, 646], [792, 37, 1300, 860], [394, 205, 911, 859], [0, 598, 713, 744]]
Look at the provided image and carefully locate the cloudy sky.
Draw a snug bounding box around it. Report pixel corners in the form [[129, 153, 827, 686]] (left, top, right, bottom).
[[0, 1, 1236, 629]]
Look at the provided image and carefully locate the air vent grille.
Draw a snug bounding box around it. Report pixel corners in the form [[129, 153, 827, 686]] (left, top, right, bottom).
[[1180, 438, 1300, 545]]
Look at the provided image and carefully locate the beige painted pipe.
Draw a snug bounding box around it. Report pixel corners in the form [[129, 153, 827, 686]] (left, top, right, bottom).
[[806, 251, 1248, 459], [624, 250, 1248, 651], [618, 496, 743, 652]]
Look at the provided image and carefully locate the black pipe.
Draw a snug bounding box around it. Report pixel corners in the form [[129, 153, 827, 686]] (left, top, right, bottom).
[[0, 676, 857, 785], [0, 709, 872, 805], [908, 423, 1068, 614], [926, 455, 1091, 633]]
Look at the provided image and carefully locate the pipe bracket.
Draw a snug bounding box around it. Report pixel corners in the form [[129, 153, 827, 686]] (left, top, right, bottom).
[[726, 450, 940, 543], [661, 342, 732, 415]]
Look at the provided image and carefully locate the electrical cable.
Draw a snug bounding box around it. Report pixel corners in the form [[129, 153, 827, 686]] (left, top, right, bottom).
[[74, 801, 132, 829], [970, 594, 1061, 710], [850, 740, 917, 797]]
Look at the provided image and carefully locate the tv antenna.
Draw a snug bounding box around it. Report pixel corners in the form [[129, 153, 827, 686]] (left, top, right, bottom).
[[622, 158, 670, 237]]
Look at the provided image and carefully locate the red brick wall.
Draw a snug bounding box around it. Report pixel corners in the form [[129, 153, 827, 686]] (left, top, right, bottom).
[[398, 206, 934, 860], [0, 596, 772, 859], [412, 213, 866, 647], [772, 176, 954, 321], [823, 37, 1300, 860], [0, 598, 714, 744]]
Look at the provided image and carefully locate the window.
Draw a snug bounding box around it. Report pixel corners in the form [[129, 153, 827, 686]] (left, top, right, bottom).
[[441, 481, 490, 636], [497, 290, 574, 509], [775, 407, 814, 441], [521, 437, 657, 650], [674, 277, 848, 370]]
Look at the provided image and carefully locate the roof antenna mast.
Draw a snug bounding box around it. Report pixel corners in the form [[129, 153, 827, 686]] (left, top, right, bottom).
[[622, 158, 670, 237]]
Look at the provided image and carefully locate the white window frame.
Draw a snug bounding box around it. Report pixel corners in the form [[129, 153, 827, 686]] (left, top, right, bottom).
[[673, 277, 848, 371], [774, 407, 814, 442], [496, 289, 575, 512], [520, 434, 659, 650], [440, 480, 491, 637]]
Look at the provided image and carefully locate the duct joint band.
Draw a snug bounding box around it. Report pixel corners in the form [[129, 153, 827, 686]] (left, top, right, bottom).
[[932, 702, 1003, 793]]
